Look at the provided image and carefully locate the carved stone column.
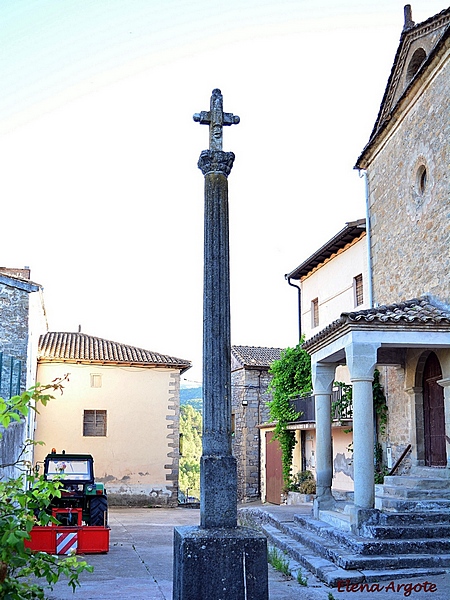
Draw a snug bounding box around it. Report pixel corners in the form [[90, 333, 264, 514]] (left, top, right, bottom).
[[199, 147, 237, 528], [405, 386, 424, 467]]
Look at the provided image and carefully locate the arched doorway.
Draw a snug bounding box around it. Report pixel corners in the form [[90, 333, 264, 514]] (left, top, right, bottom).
[[423, 352, 446, 467]]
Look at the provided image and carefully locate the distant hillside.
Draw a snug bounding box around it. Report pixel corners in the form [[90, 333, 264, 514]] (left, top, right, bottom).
[[180, 386, 202, 412]]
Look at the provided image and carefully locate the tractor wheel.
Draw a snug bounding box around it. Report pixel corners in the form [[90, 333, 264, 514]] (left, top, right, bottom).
[[89, 495, 108, 526]]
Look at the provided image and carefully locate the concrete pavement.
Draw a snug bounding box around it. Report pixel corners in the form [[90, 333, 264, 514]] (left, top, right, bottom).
[[42, 505, 449, 600]]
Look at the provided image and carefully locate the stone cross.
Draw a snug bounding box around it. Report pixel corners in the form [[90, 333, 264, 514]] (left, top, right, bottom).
[[193, 88, 240, 151], [173, 89, 268, 600]]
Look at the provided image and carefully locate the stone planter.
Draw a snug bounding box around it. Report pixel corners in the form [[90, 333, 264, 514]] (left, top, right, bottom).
[[287, 491, 315, 505]]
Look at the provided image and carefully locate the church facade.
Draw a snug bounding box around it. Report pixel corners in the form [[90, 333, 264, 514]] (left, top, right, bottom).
[[306, 5, 449, 520]]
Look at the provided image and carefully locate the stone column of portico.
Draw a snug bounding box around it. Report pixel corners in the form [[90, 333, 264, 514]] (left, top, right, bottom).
[[405, 386, 424, 467], [312, 361, 337, 518], [345, 342, 380, 509]]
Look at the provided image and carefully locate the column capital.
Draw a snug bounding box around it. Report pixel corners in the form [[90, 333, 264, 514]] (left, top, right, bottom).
[[345, 342, 380, 382], [198, 150, 235, 176], [405, 386, 423, 395], [312, 361, 336, 395], [437, 378, 450, 388]]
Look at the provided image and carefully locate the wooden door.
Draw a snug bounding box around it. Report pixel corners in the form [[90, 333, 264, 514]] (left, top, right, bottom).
[[423, 352, 447, 467], [265, 431, 283, 504]]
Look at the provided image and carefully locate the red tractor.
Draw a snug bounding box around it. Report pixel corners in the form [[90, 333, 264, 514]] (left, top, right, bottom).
[[42, 450, 108, 527], [26, 450, 109, 554]]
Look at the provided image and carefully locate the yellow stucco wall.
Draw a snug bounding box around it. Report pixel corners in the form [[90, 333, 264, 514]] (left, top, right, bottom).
[[291, 426, 354, 493], [34, 362, 179, 505]]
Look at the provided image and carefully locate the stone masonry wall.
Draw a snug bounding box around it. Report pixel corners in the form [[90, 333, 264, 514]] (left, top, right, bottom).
[[368, 58, 449, 305], [231, 368, 272, 502], [0, 281, 31, 479], [378, 366, 413, 475], [0, 282, 30, 397]]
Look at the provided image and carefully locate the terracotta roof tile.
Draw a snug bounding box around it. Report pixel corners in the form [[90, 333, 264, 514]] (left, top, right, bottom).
[[38, 332, 191, 371], [231, 346, 283, 368], [303, 296, 450, 351]]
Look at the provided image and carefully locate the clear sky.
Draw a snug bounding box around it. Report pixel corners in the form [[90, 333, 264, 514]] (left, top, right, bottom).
[[0, 1, 446, 385]]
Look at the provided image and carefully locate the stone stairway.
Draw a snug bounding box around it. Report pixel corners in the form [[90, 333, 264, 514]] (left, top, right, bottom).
[[375, 474, 450, 512], [239, 473, 450, 587]]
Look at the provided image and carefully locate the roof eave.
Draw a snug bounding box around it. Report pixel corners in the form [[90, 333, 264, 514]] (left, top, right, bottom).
[[38, 357, 191, 371], [286, 219, 366, 280]]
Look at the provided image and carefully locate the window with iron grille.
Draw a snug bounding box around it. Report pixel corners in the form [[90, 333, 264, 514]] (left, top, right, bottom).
[[83, 410, 107, 436], [311, 298, 319, 328], [354, 274, 364, 307]]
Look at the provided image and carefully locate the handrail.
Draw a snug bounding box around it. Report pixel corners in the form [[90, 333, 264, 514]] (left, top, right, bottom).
[[388, 443, 412, 476]]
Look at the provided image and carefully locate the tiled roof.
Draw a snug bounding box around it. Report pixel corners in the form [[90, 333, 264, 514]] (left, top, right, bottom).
[[38, 332, 191, 371], [355, 8, 450, 169], [231, 346, 283, 368], [303, 296, 450, 351]]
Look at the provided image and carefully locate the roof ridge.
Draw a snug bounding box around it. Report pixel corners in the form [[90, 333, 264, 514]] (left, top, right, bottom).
[[38, 331, 191, 368]]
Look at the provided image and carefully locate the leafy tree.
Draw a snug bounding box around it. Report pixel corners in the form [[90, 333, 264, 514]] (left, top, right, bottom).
[[267, 341, 312, 488], [0, 380, 93, 599], [179, 404, 202, 499]]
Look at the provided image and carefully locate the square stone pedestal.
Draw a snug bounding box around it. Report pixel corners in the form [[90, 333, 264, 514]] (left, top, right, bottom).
[[173, 525, 268, 600]]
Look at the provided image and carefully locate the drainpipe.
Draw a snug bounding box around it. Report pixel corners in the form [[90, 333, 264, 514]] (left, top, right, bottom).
[[361, 170, 374, 308], [286, 276, 302, 342]]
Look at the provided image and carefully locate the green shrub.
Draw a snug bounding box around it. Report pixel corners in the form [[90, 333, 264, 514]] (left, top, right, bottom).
[[288, 470, 316, 494], [0, 381, 93, 599]]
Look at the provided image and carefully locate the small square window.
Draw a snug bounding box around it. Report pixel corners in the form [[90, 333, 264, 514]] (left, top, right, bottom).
[[83, 410, 107, 436], [90, 374, 102, 388], [311, 298, 319, 328], [354, 274, 364, 307]]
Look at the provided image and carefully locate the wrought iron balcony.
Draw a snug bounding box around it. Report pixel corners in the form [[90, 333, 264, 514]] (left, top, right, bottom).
[[288, 387, 353, 423]]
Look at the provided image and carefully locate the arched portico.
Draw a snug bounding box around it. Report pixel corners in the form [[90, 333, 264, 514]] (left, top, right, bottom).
[[304, 297, 450, 522]]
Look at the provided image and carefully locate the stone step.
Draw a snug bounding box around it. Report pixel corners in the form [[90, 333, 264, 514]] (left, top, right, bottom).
[[410, 467, 450, 479], [361, 523, 450, 540], [292, 515, 450, 556], [376, 484, 450, 499], [375, 495, 450, 512], [374, 511, 450, 526], [261, 522, 450, 587], [384, 476, 450, 489], [318, 509, 352, 532]]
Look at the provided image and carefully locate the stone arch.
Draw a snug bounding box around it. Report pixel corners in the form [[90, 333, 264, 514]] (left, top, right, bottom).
[[412, 351, 446, 466]]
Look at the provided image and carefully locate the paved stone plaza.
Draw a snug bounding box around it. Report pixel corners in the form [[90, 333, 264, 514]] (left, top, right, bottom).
[[40, 507, 450, 600]]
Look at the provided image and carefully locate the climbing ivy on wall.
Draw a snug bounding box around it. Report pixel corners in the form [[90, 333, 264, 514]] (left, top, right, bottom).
[[267, 341, 312, 489], [372, 368, 388, 437]]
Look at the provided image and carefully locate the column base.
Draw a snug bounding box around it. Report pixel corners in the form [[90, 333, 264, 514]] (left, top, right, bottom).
[[173, 526, 268, 600], [313, 489, 335, 518]]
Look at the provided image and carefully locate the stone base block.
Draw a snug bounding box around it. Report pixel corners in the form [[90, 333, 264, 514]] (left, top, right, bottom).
[[200, 454, 237, 528], [173, 525, 268, 600]]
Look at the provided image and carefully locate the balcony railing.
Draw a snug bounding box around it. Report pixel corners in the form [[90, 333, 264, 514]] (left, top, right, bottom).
[[289, 387, 353, 423]]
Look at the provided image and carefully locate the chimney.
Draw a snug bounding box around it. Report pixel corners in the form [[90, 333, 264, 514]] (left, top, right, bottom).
[[403, 5, 415, 31]]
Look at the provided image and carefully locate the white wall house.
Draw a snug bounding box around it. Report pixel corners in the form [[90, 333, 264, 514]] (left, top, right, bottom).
[[34, 332, 191, 506], [285, 219, 368, 493]]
